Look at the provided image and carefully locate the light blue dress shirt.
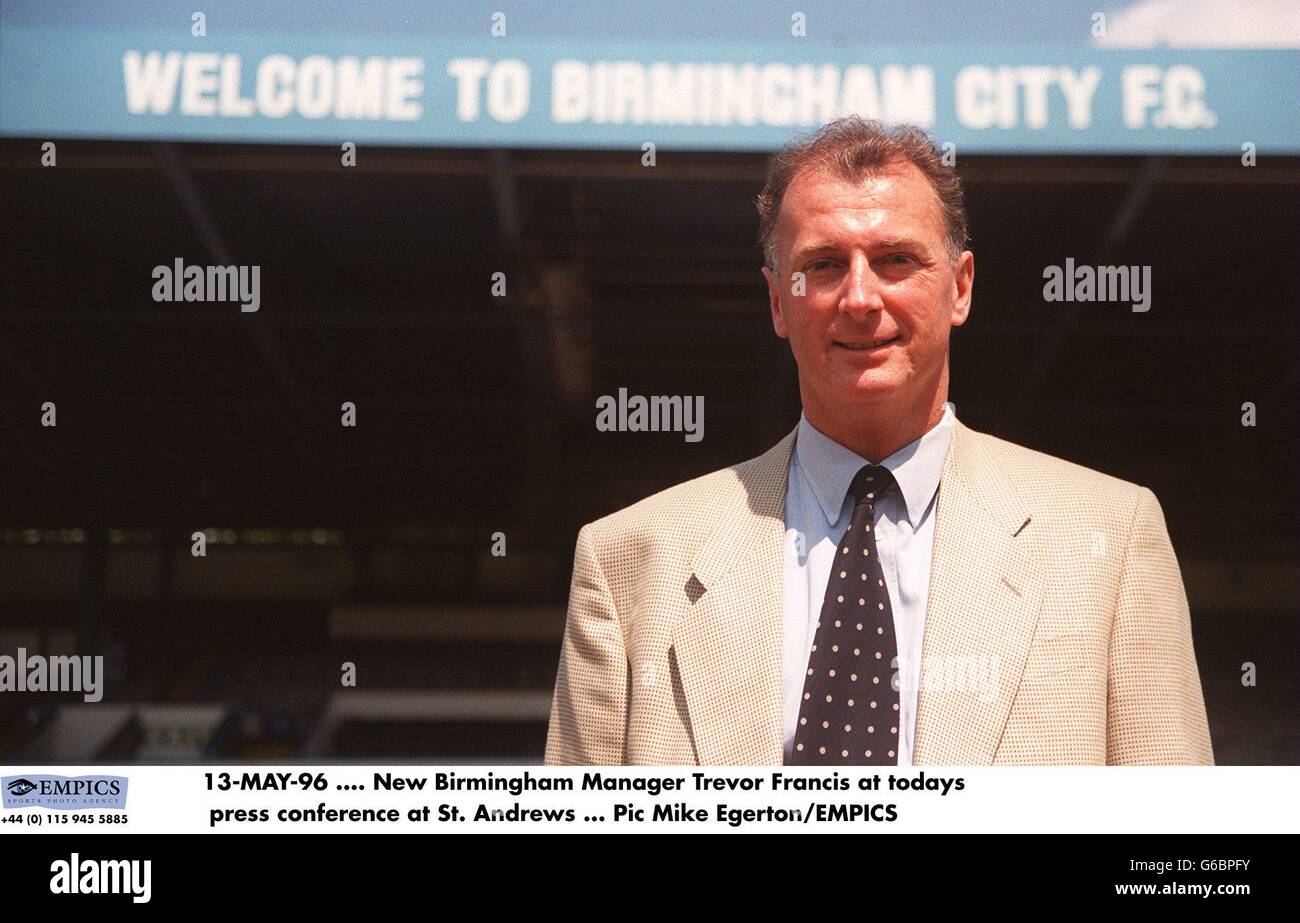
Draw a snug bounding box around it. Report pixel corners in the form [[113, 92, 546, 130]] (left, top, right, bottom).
[[782, 402, 956, 765]]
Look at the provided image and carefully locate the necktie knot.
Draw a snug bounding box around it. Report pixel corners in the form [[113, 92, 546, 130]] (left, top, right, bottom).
[[849, 464, 894, 510]]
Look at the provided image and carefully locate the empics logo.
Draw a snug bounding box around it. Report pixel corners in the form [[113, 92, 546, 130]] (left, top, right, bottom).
[[50, 854, 151, 904], [6, 778, 37, 796], [2, 774, 128, 810]]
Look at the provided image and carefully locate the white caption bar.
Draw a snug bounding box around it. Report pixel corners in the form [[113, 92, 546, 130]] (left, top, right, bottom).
[[2, 765, 1294, 833]]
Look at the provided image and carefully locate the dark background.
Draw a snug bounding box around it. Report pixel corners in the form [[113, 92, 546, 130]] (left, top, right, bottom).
[[1, 140, 1296, 762]]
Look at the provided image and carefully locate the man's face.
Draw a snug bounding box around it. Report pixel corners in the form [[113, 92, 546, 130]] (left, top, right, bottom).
[[762, 161, 973, 420]]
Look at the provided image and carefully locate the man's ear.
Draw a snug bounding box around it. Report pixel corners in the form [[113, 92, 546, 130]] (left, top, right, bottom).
[[762, 264, 789, 339], [950, 250, 974, 328]]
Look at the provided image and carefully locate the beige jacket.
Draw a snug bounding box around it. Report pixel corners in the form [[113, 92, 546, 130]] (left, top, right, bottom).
[[544, 420, 1213, 765]]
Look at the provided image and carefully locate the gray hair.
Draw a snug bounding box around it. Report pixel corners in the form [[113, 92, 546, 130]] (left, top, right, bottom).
[[755, 117, 969, 271]]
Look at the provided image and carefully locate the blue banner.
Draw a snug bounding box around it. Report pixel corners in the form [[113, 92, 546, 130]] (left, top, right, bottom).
[[2, 25, 1296, 152]]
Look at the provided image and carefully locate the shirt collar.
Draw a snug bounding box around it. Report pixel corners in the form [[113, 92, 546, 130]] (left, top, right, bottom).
[[795, 402, 956, 528]]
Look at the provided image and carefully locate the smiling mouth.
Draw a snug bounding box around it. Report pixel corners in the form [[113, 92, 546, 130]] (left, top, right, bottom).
[[835, 336, 899, 351]]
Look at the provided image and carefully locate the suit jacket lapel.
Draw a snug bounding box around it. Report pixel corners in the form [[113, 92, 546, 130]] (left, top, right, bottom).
[[668, 418, 1044, 766], [670, 427, 796, 765], [913, 420, 1044, 765]]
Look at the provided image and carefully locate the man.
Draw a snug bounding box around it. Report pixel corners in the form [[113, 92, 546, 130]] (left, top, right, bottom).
[[544, 117, 1213, 766]]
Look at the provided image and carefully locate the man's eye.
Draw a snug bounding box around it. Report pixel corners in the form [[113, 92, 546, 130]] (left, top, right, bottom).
[[883, 253, 916, 265], [806, 259, 836, 271]]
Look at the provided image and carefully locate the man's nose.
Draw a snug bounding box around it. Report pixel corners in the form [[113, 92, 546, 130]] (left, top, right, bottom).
[[840, 253, 884, 317]]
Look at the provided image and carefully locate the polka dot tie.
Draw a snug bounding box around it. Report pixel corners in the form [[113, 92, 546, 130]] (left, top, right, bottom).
[[789, 464, 900, 765]]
